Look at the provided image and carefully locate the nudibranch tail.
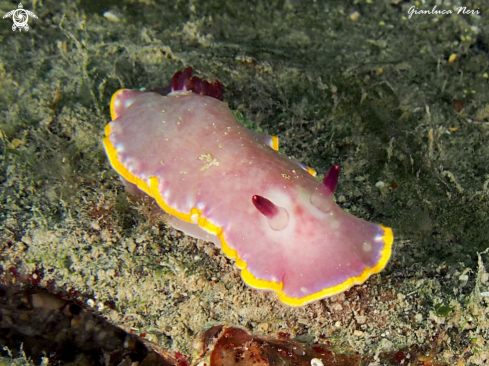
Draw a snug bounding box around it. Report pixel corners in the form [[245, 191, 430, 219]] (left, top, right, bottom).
[[110, 89, 141, 120], [252, 195, 289, 231]]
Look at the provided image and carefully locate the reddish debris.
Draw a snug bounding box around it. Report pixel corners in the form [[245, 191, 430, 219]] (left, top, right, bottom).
[[451, 99, 465, 112], [278, 331, 291, 339], [194, 326, 360, 366], [8, 266, 20, 278], [175, 352, 190, 366], [393, 350, 405, 362], [28, 267, 44, 286]]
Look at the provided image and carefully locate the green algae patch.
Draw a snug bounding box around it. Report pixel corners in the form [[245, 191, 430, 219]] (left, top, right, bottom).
[[434, 302, 455, 318]]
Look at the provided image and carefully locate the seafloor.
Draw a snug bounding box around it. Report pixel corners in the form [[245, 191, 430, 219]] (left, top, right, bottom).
[[1, 0, 489, 365]]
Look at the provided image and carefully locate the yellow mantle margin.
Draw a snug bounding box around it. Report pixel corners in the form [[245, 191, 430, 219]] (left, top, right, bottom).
[[103, 126, 394, 307]]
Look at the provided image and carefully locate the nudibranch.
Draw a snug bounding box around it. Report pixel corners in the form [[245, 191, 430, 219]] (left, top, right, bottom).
[[103, 67, 393, 306]]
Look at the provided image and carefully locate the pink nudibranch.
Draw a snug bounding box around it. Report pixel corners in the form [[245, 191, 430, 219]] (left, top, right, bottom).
[[103, 68, 393, 306]]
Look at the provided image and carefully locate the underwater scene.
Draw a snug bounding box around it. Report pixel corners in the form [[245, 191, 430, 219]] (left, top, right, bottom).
[[0, 0, 489, 365]]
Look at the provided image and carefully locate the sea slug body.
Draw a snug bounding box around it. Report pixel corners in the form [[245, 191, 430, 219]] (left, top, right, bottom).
[[103, 67, 393, 306]]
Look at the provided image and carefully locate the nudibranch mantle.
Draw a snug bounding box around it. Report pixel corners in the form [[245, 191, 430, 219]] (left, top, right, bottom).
[[103, 68, 393, 306]]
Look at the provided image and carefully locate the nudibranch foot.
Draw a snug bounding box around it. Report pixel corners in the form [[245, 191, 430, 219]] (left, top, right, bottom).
[[103, 67, 394, 307]]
